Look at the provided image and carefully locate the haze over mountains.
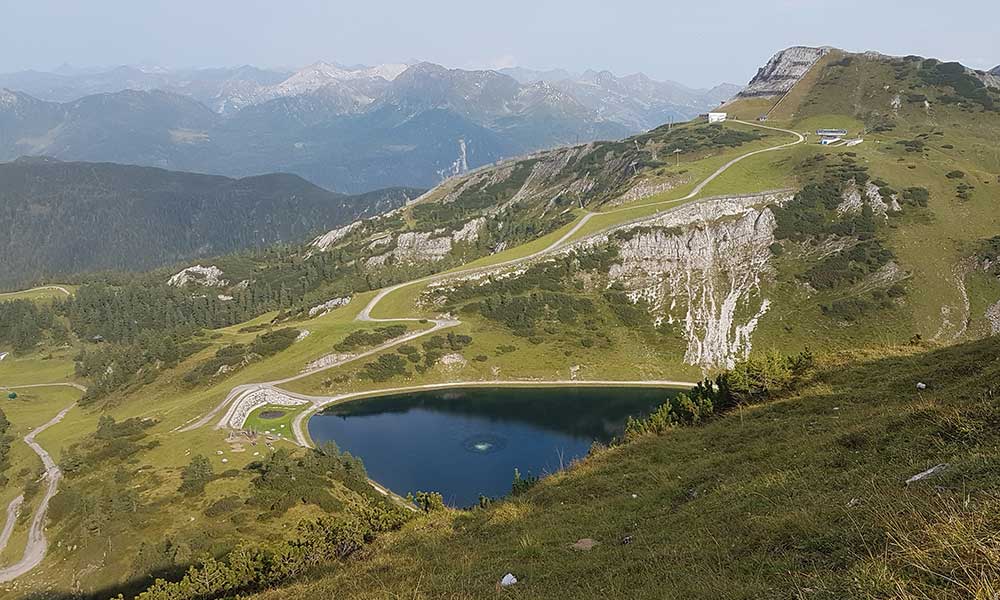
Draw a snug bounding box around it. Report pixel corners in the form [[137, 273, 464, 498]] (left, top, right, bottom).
[[0, 61, 738, 193]]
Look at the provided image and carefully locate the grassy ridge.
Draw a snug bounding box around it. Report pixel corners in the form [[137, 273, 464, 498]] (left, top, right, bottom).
[[252, 336, 1000, 600], [3, 48, 1000, 599]]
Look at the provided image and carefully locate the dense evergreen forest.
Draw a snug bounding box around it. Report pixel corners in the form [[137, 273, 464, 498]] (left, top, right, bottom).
[[0, 157, 421, 289]]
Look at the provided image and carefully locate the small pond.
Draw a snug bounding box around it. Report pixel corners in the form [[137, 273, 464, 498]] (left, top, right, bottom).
[[308, 386, 679, 507], [258, 410, 287, 420]]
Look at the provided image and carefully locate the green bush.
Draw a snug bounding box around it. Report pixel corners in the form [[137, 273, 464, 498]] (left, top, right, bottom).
[[178, 455, 214, 496], [203, 495, 244, 517], [335, 325, 408, 352], [246, 447, 368, 519], [123, 500, 409, 600], [901, 187, 930, 207], [511, 468, 539, 496], [411, 491, 446, 512], [358, 353, 409, 382]]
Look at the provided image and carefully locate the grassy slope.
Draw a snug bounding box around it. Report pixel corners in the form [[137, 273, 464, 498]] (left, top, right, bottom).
[[253, 336, 1000, 600], [369, 122, 802, 322], [243, 53, 1000, 600], [743, 53, 1000, 354], [0, 385, 82, 567], [0, 122, 787, 593], [0, 297, 431, 597], [0, 285, 75, 302], [3, 51, 1000, 598]]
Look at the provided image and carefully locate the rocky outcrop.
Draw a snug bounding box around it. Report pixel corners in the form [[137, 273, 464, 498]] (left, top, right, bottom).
[[836, 181, 864, 216], [453, 217, 486, 242], [367, 217, 485, 267], [614, 179, 679, 205], [836, 180, 890, 219], [974, 66, 1000, 89], [738, 47, 830, 98], [167, 265, 228, 287], [608, 209, 778, 370], [572, 191, 792, 370], [986, 300, 1000, 335], [308, 297, 351, 317], [310, 221, 361, 252]]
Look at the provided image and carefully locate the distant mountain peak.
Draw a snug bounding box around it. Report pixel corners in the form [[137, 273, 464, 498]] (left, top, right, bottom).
[[991, 65, 1000, 76]]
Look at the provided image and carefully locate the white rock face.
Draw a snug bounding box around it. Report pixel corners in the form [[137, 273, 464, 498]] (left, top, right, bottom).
[[566, 191, 791, 371], [836, 180, 889, 219], [986, 300, 1000, 335], [311, 221, 362, 252], [394, 231, 453, 262], [308, 297, 351, 317], [974, 67, 1000, 89], [452, 217, 485, 242], [836, 180, 864, 216], [607, 208, 778, 370], [739, 46, 830, 98], [864, 182, 889, 219], [439, 352, 468, 370], [366, 217, 484, 267], [167, 265, 228, 287], [615, 179, 678, 205]]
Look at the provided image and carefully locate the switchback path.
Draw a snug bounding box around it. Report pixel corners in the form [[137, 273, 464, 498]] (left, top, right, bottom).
[[0, 384, 81, 583], [0, 120, 805, 582], [183, 120, 804, 434]]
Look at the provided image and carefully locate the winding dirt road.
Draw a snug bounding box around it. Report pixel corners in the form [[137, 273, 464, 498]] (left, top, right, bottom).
[[0, 119, 805, 582], [0, 286, 71, 299], [0, 383, 81, 583], [0, 496, 24, 556], [181, 119, 805, 437]]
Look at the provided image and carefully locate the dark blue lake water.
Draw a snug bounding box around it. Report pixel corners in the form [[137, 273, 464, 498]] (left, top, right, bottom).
[[308, 386, 678, 507]]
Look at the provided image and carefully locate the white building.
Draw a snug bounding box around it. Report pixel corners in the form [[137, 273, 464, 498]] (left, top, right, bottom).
[[816, 128, 847, 145], [708, 112, 728, 123]]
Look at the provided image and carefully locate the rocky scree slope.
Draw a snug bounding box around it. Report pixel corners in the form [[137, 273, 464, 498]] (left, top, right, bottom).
[[303, 120, 769, 278]]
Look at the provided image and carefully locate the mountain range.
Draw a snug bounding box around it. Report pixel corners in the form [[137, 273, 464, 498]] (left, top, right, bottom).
[[4, 44, 1000, 600], [0, 61, 738, 193]]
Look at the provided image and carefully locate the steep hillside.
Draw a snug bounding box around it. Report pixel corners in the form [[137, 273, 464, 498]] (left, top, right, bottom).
[[2, 46, 1000, 600], [248, 336, 1000, 600], [0, 158, 420, 288]]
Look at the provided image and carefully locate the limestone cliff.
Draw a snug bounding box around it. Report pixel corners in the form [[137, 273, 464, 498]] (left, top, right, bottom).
[[738, 47, 830, 98], [589, 193, 790, 370]]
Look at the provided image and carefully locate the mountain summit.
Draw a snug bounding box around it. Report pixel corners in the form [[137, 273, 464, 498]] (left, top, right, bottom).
[[738, 46, 830, 98]]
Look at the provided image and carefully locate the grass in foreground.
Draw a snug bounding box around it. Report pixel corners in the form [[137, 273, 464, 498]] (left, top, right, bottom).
[[251, 336, 1000, 600]]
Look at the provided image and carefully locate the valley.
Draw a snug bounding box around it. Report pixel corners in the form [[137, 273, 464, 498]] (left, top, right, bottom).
[[0, 43, 999, 600]]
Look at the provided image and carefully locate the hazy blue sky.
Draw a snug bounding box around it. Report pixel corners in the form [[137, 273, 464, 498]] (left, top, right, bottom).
[[2, 0, 997, 88]]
